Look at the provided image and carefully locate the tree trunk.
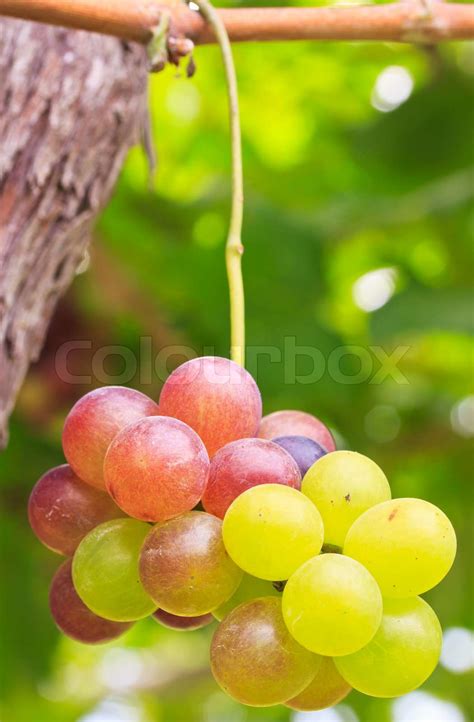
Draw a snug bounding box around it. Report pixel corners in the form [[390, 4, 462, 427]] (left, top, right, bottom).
[[0, 18, 149, 446]]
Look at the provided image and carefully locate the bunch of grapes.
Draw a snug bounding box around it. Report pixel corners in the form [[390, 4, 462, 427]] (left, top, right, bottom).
[[29, 356, 457, 711]]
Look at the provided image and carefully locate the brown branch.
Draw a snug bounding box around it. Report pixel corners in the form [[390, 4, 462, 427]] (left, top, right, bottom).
[[0, 0, 473, 45]]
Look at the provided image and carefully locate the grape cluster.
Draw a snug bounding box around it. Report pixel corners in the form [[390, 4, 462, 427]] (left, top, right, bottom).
[[29, 356, 457, 711]]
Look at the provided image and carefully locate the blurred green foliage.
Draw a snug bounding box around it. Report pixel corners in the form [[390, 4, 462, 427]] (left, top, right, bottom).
[[1, 1, 473, 721]]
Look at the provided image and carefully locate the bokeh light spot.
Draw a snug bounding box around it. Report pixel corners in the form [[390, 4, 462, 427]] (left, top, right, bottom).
[[364, 405, 401, 443], [441, 627, 474, 674], [451, 396, 474, 437], [371, 66, 414, 113], [352, 267, 397, 312], [78, 696, 142, 722], [292, 705, 358, 722], [393, 691, 465, 722], [193, 212, 226, 248], [166, 82, 201, 124], [98, 649, 145, 692]]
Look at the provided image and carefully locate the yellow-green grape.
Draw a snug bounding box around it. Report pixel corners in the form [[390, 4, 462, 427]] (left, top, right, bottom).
[[282, 554, 382, 656], [335, 597, 442, 697], [213, 573, 282, 621], [286, 657, 351, 711], [210, 597, 321, 707], [72, 519, 156, 622], [302, 451, 391, 548], [222, 484, 324, 581], [344, 498, 457, 598]]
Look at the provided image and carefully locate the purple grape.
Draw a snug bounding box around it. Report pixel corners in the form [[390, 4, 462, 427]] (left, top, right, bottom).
[[272, 435, 327, 477]]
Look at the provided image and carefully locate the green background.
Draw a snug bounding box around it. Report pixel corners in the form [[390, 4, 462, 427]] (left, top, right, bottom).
[[1, 1, 473, 720]]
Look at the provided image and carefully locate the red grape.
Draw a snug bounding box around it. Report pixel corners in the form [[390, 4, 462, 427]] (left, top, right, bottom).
[[202, 438, 301, 519], [210, 597, 320, 707], [286, 657, 351, 711], [272, 435, 327, 477], [158, 356, 262, 457], [258, 410, 336, 452], [28, 464, 124, 556], [104, 416, 209, 522], [50, 560, 132, 644], [62, 386, 159, 489], [139, 512, 243, 616], [152, 609, 214, 631]]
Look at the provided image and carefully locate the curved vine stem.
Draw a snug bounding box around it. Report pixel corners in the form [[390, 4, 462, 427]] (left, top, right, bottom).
[[186, 0, 245, 367]]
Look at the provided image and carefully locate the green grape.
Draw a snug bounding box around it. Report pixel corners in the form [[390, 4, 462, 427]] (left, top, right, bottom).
[[344, 498, 457, 597], [211, 597, 321, 707], [282, 554, 382, 656], [213, 574, 282, 621], [72, 518, 156, 622], [286, 657, 351, 711], [302, 450, 391, 548], [335, 597, 442, 697], [222, 484, 324, 581]]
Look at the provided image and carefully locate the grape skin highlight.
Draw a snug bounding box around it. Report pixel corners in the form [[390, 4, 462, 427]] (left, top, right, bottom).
[[344, 497, 457, 597], [72, 518, 157, 622], [202, 438, 301, 519], [222, 484, 324, 581], [282, 554, 383, 656], [62, 386, 159, 489], [286, 657, 351, 711], [258, 410, 336, 452], [50, 560, 132, 644], [302, 450, 391, 548], [28, 464, 124, 556], [104, 416, 210, 523], [211, 597, 321, 707], [159, 356, 262, 457], [139, 512, 243, 616], [335, 597, 442, 697]]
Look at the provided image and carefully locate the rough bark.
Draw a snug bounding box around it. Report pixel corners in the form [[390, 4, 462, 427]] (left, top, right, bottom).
[[0, 18, 149, 446]]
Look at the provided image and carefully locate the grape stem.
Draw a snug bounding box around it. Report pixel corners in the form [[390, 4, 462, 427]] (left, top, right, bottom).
[[322, 543, 343, 554], [187, 0, 245, 367]]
